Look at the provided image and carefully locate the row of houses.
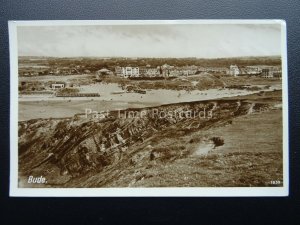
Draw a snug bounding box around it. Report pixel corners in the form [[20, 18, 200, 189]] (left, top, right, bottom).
[[112, 64, 282, 79], [229, 65, 282, 79], [20, 63, 282, 80], [114, 64, 207, 78]]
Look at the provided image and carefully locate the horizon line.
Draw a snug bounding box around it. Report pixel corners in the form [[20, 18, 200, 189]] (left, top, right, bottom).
[[18, 55, 281, 60]]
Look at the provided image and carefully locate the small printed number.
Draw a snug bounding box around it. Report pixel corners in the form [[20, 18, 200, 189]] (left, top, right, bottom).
[[270, 180, 281, 185]]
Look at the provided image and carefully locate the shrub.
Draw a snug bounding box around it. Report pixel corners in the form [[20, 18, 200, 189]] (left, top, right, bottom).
[[210, 137, 224, 147], [57, 88, 79, 95]]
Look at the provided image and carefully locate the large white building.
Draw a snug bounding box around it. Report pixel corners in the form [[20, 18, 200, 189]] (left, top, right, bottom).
[[261, 66, 282, 79], [229, 65, 240, 77], [116, 67, 140, 78], [243, 66, 262, 75], [145, 67, 159, 77]]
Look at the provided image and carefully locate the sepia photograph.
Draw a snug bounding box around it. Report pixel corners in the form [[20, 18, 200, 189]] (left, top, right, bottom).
[[9, 20, 288, 196]]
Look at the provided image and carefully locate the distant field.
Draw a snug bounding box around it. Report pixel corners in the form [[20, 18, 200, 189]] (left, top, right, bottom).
[[219, 75, 282, 86]]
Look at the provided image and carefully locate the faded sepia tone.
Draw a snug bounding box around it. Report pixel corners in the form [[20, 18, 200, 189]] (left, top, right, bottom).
[[17, 22, 283, 188]]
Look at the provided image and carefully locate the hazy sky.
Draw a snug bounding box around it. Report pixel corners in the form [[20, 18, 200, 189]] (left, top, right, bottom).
[[17, 24, 282, 58]]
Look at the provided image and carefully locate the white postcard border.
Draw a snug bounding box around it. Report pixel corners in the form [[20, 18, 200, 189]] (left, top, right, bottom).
[[9, 20, 289, 197]]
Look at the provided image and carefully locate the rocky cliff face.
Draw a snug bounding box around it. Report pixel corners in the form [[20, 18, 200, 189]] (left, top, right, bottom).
[[18, 99, 270, 187]]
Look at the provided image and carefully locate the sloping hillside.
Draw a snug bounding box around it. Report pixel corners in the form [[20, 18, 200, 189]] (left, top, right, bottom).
[[18, 93, 283, 187]]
